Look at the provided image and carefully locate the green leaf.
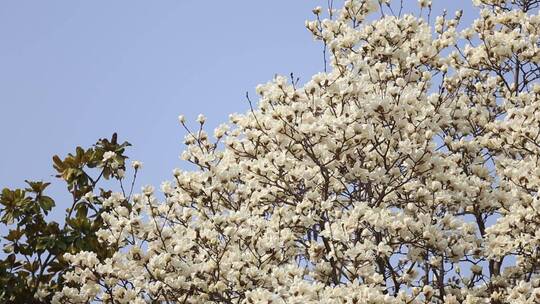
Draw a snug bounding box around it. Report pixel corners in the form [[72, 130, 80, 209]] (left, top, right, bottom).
[[0, 212, 12, 225], [76, 205, 88, 219], [6, 254, 16, 265], [5, 229, 23, 242], [24, 180, 50, 194], [52, 155, 64, 173], [39, 196, 55, 213]]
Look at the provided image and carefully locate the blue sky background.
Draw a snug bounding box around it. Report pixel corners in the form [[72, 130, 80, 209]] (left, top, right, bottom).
[[0, 1, 474, 210], [0, 1, 328, 200]]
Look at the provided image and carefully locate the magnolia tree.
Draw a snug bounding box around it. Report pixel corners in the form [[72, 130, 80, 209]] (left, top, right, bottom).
[[0, 134, 135, 303], [49, 0, 540, 303]]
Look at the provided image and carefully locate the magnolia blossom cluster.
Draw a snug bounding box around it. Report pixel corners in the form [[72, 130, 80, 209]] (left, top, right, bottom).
[[53, 0, 540, 303]]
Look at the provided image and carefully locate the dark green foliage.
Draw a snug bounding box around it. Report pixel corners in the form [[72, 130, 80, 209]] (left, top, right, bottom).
[[0, 134, 134, 303]]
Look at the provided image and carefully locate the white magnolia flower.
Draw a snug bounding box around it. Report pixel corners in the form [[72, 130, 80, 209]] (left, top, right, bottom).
[[142, 185, 154, 196], [178, 114, 185, 124], [102, 151, 116, 162], [196, 114, 206, 124], [131, 160, 143, 170]]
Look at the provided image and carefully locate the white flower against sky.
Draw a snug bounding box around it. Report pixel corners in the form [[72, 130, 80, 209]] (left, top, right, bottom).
[[102, 151, 116, 162], [52, 1, 540, 303], [131, 160, 143, 169]]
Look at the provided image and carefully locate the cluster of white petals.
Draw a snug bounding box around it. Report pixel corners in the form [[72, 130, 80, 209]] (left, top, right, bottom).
[[54, 0, 540, 303]]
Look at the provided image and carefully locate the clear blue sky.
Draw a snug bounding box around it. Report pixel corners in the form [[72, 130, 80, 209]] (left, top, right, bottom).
[[0, 1, 474, 204]]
